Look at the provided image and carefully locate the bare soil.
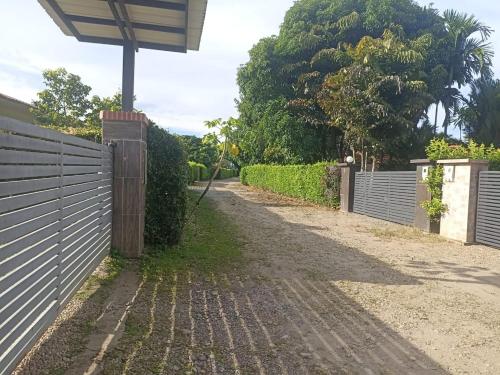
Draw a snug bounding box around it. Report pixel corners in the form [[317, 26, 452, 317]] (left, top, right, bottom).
[[15, 179, 500, 374]]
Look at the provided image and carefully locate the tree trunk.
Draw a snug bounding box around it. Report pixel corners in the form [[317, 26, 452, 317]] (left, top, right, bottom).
[[443, 104, 450, 137]]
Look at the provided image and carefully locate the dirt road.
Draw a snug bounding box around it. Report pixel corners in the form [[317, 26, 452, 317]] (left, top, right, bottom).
[[16, 179, 500, 374]]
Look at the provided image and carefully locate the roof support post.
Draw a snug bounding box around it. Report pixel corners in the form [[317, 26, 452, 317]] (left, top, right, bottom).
[[122, 40, 135, 112]]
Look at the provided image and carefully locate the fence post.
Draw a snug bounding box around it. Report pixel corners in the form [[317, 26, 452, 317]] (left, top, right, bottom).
[[410, 159, 439, 233], [437, 159, 489, 244], [338, 163, 355, 212], [101, 111, 148, 258]]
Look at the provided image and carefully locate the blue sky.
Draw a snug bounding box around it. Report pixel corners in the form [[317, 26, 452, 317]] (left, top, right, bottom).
[[1, 1, 499, 136]]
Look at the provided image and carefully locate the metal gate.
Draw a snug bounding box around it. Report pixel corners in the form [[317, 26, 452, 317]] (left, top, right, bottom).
[[353, 171, 416, 225], [476, 171, 500, 248]]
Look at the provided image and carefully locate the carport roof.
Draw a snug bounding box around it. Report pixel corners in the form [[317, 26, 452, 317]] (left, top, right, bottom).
[[38, 0, 208, 52]]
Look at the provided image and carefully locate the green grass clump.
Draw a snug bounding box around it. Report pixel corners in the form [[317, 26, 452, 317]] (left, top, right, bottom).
[[240, 162, 339, 207], [142, 192, 242, 279]]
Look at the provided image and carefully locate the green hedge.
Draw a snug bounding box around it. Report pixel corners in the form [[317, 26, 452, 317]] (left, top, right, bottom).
[[217, 168, 239, 179], [146, 124, 189, 246], [201, 167, 211, 180], [240, 162, 339, 207], [426, 138, 500, 170], [188, 162, 207, 183]]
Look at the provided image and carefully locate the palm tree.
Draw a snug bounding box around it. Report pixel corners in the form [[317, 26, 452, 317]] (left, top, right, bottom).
[[440, 10, 493, 136], [455, 78, 500, 146]]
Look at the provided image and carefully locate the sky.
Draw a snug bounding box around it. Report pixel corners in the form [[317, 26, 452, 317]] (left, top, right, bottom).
[[1, 1, 499, 137]]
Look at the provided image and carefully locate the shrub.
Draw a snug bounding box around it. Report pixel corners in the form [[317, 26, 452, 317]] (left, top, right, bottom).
[[188, 161, 206, 184], [421, 165, 447, 221], [43, 125, 102, 142], [426, 138, 500, 170], [145, 124, 189, 246], [217, 168, 239, 179], [421, 138, 500, 220], [240, 162, 339, 207]]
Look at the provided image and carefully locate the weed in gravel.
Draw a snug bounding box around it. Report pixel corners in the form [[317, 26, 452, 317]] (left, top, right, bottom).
[[368, 226, 444, 243], [74, 251, 126, 301], [142, 192, 243, 279]]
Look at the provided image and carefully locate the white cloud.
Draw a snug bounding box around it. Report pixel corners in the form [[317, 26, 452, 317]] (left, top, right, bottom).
[[1, 0, 499, 136]]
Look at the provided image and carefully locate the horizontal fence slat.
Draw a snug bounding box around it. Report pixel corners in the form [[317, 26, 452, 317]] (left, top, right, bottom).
[[0, 165, 60, 180], [63, 173, 103, 186], [62, 165, 101, 175], [0, 177, 60, 197], [62, 143, 101, 158], [63, 181, 102, 197], [0, 234, 59, 277], [59, 235, 110, 306], [0, 246, 59, 295], [0, 300, 56, 375], [63, 210, 111, 244], [0, 277, 58, 344], [0, 149, 60, 165], [63, 155, 102, 165], [0, 200, 60, 231], [63, 192, 111, 219], [61, 229, 110, 292], [0, 268, 57, 328], [63, 200, 111, 229], [0, 133, 60, 154], [62, 222, 110, 267], [0, 189, 59, 214], [0, 287, 58, 356]]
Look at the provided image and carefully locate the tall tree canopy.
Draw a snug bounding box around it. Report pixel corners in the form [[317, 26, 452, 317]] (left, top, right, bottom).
[[32, 68, 92, 128], [32, 68, 124, 141], [236, 0, 493, 168]]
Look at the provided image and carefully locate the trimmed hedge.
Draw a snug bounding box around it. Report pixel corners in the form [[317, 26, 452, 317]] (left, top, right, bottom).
[[146, 124, 189, 246], [189, 163, 238, 183], [201, 167, 211, 180], [188, 161, 207, 183], [240, 162, 339, 207], [217, 168, 239, 179]]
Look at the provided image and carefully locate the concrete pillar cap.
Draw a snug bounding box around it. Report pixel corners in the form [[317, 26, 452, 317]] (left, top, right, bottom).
[[437, 159, 489, 165], [100, 111, 149, 124], [410, 159, 432, 165]]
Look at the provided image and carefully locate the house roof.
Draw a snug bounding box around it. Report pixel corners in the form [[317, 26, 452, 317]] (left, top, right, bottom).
[[0, 93, 34, 123], [38, 0, 208, 52]]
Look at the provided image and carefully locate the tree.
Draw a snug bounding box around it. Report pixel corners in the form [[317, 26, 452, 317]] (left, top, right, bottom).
[[86, 92, 122, 127], [440, 10, 493, 136], [236, 0, 452, 167], [31, 68, 129, 141], [32, 68, 91, 127], [319, 29, 434, 169], [455, 78, 500, 146], [177, 134, 219, 167]]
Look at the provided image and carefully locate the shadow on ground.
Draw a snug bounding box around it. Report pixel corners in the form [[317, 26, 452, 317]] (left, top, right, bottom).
[[16, 181, 449, 374]]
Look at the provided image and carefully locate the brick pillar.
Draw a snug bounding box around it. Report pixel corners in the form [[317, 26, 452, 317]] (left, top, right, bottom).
[[438, 159, 489, 244], [338, 163, 355, 212], [101, 111, 148, 258], [410, 159, 440, 233]]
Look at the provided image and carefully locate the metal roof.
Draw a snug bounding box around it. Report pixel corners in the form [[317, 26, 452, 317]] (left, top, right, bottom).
[[38, 0, 207, 52]]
